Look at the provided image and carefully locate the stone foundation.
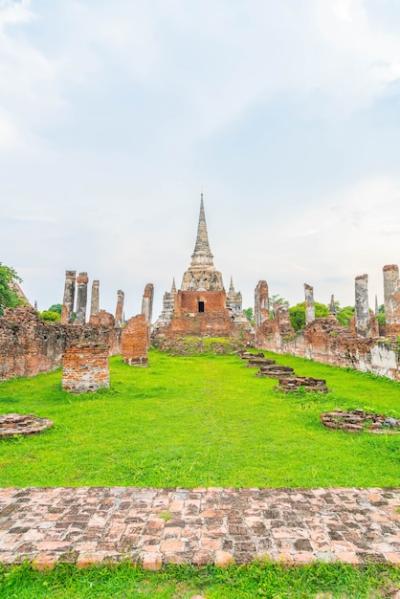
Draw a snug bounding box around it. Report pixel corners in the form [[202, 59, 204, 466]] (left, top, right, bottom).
[[62, 342, 110, 392], [121, 314, 149, 366], [0, 414, 53, 438]]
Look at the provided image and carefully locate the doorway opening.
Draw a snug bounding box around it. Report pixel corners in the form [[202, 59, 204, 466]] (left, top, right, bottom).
[[198, 301, 205, 313]]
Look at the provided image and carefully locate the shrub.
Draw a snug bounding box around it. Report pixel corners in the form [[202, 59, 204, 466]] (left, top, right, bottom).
[[40, 310, 61, 322]]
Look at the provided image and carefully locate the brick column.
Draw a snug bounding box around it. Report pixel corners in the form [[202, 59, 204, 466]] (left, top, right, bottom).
[[121, 314, 149, 366], [355, 274, 370, 336], [254, 280, 269, 327], [115, 290, 125, 327], [75, 272, 89, 325], [61, 270, 76, 324], [90, 280, 100, 318], [304, 283, 315, 324], [383, 264, 400, 326], [62, 341, 110, 392], [141, 284, 154, 324]]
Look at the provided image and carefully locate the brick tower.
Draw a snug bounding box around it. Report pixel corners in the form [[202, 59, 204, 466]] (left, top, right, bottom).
[[154, 195, 250, 339]]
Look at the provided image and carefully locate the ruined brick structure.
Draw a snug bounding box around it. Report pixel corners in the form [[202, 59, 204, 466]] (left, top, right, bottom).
[[254, 281, 269, 328], [61, 270, 76, 324], [141, 284, 154, 324], [90, 280, 100, 317], [75, 272, 89, 325], [62, 341, 110, 392], [0, 307, 120, 381], [304, 283, 315, 324], [154, 196, 251, 343], [115, 290, 125, 327], [383, 264, 400, 335], [256, 274, 399, 381], [121, 314, 149, 366]]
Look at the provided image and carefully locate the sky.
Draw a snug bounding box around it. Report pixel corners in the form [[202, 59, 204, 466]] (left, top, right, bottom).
[[1, 0, 400, 318]]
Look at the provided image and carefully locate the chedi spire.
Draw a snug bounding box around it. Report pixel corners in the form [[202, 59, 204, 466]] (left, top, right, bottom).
[[191, 193, 214, 268]]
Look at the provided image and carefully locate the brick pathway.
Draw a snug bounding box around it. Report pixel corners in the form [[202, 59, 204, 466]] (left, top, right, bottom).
[[0, 488, 399, 569]]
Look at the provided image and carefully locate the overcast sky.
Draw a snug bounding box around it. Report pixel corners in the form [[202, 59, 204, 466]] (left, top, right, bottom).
[[1, 0, 400, 318]]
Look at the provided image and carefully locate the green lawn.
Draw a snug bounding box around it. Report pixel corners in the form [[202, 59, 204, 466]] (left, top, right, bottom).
[[0, 350, 399, 487], [2, 562, 400, 599]]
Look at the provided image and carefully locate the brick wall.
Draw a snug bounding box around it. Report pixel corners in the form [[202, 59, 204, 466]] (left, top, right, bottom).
[[256, 316, 400, 381], [121, 314, 149, 366], [0, 308, 120, 381]]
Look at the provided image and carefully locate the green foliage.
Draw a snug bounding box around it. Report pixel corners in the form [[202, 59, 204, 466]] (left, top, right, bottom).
[[289, 302, 329, 331], [377, 304, 386, 327], [39, 310, 61, 322], [48, 304, 62, 314], [0, 263, 21, 316], [243, 307, 253, 322], [0, 350, 400, 488], [337, 305, 355, 327], [1, 562, 399, 599]]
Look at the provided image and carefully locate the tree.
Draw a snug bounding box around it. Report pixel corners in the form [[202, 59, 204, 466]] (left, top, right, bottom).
[[289, 301, 329, 331], [243, 307, 254, 324], [270, 294, 289, 310], [48, 304, 62, 314], [0, 263, 21, 316], [337, 306, 355, 327], [376, 304, 385, 327]]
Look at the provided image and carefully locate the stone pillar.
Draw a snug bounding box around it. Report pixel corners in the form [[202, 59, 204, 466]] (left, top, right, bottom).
[[383, 264, 400, 326], [115, 290, 125, 327], [355, 274, 370, 336], [75, 272, 89, 325], [141, 283, 154, 324], [61, 270, 76, 324], [121, 314, 149, 366], [304, 283, 315, 324], [62, 341, 110, 392], [254, 280, 269, 327], [329, 294, 337, 316], [90, 280, 100, 317]]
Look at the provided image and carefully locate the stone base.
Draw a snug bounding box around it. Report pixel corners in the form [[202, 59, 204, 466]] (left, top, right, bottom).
[[0, 414, 53, 438], [321, 410, 400, 433], [123, 357, 148, 367]]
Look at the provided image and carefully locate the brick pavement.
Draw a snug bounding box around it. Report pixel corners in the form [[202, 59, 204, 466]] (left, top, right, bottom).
[[0, 487, 399, 569]]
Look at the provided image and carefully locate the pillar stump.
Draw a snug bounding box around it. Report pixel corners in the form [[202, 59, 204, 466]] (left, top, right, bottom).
[[62, 341, 110, 392], [121, 314, 149, 366]]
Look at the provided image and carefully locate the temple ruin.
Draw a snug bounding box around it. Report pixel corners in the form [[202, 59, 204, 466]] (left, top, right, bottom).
[[1, 200, 400, 386], [153, 195, 251, 345]]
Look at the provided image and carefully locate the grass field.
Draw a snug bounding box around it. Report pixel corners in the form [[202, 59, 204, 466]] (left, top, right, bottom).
[[0, 349, 399, 487], [2, 562, 400, 598]]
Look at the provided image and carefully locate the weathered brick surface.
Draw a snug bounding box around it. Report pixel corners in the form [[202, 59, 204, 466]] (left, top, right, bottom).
[[62, 341, 110, 393], [257, 316, 400, 381], [0, 308, 66, 380], [0, 308, 119, 381], [0, 487, 399, 566], [121, 314, 149, 366]]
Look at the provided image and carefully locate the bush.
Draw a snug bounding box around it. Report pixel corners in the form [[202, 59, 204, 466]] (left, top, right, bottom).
[[40, 310, 61, 322], [289, 302, 329, 331]]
